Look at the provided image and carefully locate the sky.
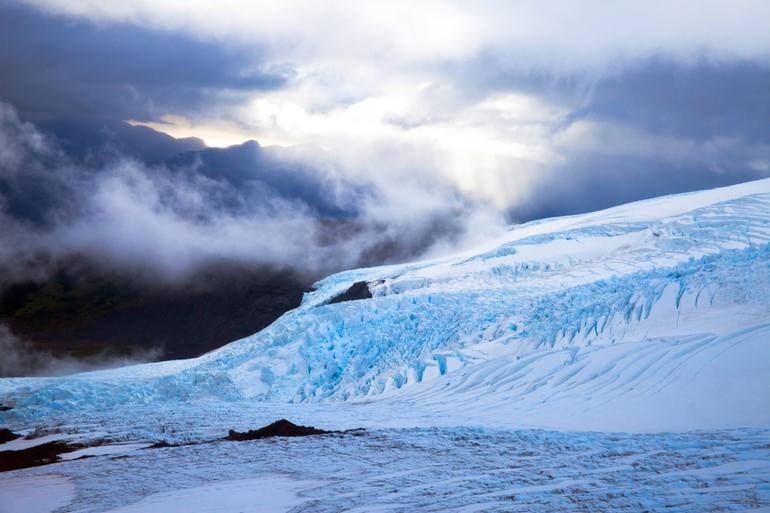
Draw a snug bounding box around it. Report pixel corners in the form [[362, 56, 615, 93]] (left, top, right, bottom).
[[0, 0, 769, 281]]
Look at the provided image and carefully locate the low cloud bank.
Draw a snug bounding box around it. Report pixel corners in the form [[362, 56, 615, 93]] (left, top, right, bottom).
[[0, 102, 505, 286]]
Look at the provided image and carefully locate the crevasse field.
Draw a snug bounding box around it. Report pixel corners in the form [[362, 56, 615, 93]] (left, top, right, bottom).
[[2, 179, 770, 512]]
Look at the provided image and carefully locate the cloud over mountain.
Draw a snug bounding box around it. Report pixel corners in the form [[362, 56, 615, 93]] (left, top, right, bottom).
[[0, 102, 501, 284]]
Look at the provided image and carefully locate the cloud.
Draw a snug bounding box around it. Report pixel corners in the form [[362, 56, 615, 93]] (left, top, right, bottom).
[[497, 58, 770, 220], [569, 59, 770, 143], [0, 1, 289, 122], [508, 118, 770, 221], [0, 102, 51, 173], [2, 0, 769, 238], [225, 59, 770, 214], [19, 1, 770, 69], [0, 102, 505, 284]]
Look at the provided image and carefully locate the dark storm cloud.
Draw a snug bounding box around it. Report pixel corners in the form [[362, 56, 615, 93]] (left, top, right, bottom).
[[0, 1, 290, 121], [538, 59, 770, 220], [573, 59, 770, 144], [446, 54, 770, 140], [508, 153, 769, 222], [442, 54, 770, 221]]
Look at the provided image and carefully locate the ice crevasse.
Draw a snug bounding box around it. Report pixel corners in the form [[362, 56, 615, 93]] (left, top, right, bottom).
[[2, 178, 770, 431]]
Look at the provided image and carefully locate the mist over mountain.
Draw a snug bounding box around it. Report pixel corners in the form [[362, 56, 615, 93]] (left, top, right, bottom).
[[39, 117, 207, 163], [0, 103, 498, 371]]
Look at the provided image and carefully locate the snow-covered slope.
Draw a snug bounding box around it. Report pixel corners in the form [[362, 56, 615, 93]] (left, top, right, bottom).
[[2, 179, 770, 431]]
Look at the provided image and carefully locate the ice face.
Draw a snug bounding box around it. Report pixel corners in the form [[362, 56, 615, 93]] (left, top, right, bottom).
[[2, 178, 770, 431]]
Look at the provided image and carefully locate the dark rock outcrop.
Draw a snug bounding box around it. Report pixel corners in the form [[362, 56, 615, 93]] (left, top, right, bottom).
[[226, 419, 332, 441], [0, 440, 84, 472], [327, 281, 372, 305], [0, 428, 20, 443]]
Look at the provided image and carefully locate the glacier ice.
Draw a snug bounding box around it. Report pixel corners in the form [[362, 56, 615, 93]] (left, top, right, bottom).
[[5, 424, 770, 513], [2, 178, 770, 431]]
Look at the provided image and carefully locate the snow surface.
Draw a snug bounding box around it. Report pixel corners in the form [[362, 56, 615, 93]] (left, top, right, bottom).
[[2, 427, 770, 512], [0, 434, 76, 452], [100, 476, 321, 513], [59, 443, 153, 461], [2, 179, 770, 511], [0, 475, 75, 513]]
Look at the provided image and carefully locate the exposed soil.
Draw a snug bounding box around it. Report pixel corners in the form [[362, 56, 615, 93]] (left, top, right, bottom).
[[0, 440, 85, 472], [0, 428, 20, 443]]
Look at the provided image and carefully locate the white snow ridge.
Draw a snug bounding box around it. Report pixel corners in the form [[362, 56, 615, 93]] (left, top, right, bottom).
[[2, 179, 770, 512]]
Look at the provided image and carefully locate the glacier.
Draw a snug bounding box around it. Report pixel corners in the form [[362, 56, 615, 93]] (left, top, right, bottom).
[[2, 179, 770, 512], [2, 178, 769, 430]]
